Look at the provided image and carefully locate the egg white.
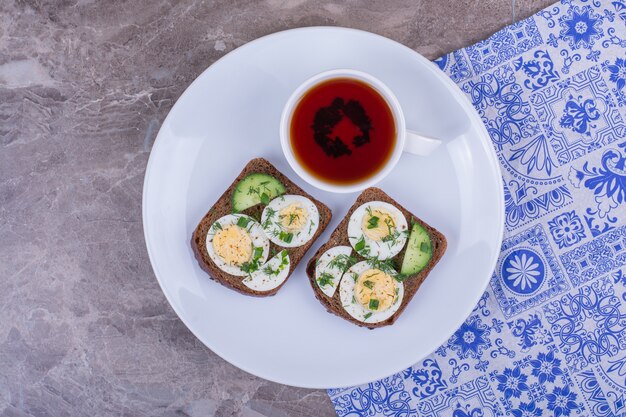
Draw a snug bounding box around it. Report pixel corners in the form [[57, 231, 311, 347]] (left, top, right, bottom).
[[261, 195, 320, 248], [339, 261, 404, 324], [243, 250, 291, 292], [206, 214, 270, 276], [314, 246, 353, 298], [347, 201, 408, 260]]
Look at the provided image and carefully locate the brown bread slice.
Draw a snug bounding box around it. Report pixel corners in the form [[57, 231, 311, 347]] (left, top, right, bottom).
[[306, 187, 447, 328], [191, 158, 332, 296]]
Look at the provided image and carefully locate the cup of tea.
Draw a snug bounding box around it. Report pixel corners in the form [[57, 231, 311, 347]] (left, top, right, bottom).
[[280, 69, 441, 193]]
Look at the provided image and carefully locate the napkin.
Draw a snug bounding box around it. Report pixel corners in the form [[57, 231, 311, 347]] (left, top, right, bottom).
[[328, 0, 626, 415]]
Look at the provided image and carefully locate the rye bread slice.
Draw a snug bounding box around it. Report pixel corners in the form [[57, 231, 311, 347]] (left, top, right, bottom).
[[191, 158, 332, 297], [306, 187, 447, 328]]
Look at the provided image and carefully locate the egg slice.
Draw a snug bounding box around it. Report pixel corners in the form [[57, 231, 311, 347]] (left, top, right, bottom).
[[347, 201, 408, 260], [243, 250, 291, 292], [339, 261, 404, 324], [261, 195, 320, 247], [206, 214, 270, 276], [315, 246, 354, 297]]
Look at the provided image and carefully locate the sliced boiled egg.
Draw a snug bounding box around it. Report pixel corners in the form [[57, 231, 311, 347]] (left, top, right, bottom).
[[347, 201, 408, 260], [261, 195, 319, 247], [206, 214, 269, 276], [243, 250, 291, 292], [339, 260, 404, 324], [314, 246, 354, 297]]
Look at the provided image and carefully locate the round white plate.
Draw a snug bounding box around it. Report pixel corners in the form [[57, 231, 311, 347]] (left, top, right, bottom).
[[143, 27, 504, 389]]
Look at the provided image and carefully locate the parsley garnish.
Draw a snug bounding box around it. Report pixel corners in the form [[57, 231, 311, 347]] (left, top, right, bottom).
[[260, 193, 270, 205], [369, 299, 379, 310], [363, 280, 374, 289], [318, 272, 334, 287]]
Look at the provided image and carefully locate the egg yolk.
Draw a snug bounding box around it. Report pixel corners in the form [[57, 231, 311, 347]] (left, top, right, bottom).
[[362, 208, 396, 241], [279, 203, 309, 232], [212, 225, 252, 266], [355, 268, 397, 312]]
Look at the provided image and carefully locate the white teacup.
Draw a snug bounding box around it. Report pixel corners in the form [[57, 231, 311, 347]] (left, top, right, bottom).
[[280, 69, 440, 193]]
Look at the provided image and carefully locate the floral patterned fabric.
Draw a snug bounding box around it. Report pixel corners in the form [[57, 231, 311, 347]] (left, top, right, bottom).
[[328, 1, 626, 415]]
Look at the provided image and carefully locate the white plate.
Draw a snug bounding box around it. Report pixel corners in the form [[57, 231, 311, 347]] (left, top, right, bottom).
[[142, 27, 504, 389]]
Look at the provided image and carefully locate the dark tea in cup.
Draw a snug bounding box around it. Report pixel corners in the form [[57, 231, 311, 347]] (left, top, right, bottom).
[[289, 78, 397, 186]]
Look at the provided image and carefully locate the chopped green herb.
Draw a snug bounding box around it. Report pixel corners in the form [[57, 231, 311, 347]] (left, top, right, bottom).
[[287, 212, 300, 225], [362, 280, 374, 289], [384, 217, 394, 233], [364, 312, 373, 320], [262, 265, 276, 275], [279, 231, 293, 243], [354, 236, 369, 256], [328, 254, 357, 272], [420, 241, 430, 253], [308, 220, 315, 234], [394, 273, 409, 282], [260, 193, 270, 205], [351, 272, 358, 283], [366, 257, 397, 275], [367, 216, 380, 229], [262, 207, 276, 229], [212, 222, 222, 231], [262, 250, 289, 276], [241, 246, 264, 274], [236, 216, 250, 228], [317, 272, 334, 288], [382, 229, 401, 244], [369, 299, 379, 310]]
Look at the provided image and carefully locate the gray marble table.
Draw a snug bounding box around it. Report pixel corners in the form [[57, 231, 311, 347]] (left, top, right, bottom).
[[1, 1, 554, 415]]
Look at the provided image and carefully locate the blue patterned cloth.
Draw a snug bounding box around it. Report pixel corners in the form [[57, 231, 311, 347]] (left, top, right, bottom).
[[327, 1, 626, 415]]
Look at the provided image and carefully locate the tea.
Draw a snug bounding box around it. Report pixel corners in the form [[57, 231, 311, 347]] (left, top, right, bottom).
[[289, 78, 396, 185]]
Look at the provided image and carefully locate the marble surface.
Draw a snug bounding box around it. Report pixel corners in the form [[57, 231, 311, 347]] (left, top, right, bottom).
[[0, 0, 555, 415]]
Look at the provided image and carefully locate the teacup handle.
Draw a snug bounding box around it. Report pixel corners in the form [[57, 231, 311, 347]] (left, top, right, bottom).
[[403, 129, 441, 156]]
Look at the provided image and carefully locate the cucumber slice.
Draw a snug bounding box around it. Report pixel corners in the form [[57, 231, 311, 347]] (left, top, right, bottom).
[[400, 222, 432, 276], [232, 173, 286, 212]]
